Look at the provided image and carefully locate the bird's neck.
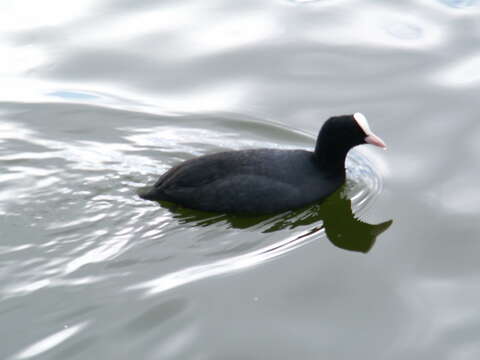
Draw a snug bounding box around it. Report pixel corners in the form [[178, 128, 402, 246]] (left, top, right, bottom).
[[314, 137, 350, 177]]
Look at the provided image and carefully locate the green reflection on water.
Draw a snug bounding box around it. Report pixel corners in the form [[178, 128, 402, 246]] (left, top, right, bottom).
[[157, 187, 392, 254]]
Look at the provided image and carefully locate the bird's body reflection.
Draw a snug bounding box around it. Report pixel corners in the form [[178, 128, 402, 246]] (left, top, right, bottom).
[[158, 186, 392, 253]]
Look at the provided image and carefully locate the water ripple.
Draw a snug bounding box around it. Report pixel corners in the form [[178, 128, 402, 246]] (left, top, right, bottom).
[[11, 321, 90, 360], [0, 102, 385, 301]]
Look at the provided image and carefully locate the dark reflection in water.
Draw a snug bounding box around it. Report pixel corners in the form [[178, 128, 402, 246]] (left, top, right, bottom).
[[155, 187, 393, 253]]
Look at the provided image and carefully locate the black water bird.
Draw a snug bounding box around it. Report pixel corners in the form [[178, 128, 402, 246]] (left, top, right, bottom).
[[138, 113, 386, 214]]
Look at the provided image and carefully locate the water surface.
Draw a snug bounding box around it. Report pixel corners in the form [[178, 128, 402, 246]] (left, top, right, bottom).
[[1, 0, 480, 359]]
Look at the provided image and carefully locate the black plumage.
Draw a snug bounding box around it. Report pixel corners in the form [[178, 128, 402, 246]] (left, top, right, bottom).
[[138, 113, 385, 214]]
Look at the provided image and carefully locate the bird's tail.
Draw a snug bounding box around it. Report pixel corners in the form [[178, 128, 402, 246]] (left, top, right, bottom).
[[137, 186, 158, 200]]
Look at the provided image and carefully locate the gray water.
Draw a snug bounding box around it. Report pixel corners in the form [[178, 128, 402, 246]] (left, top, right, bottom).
[[1, 0, 480, 359]]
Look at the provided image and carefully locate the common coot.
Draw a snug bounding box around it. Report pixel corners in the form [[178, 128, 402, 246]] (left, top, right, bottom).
[[139, 113, 386, 214]]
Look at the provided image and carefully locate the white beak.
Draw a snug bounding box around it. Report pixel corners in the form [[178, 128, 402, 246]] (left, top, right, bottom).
[[354, 112, 387, 149], [365, 134, 387, 149]]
